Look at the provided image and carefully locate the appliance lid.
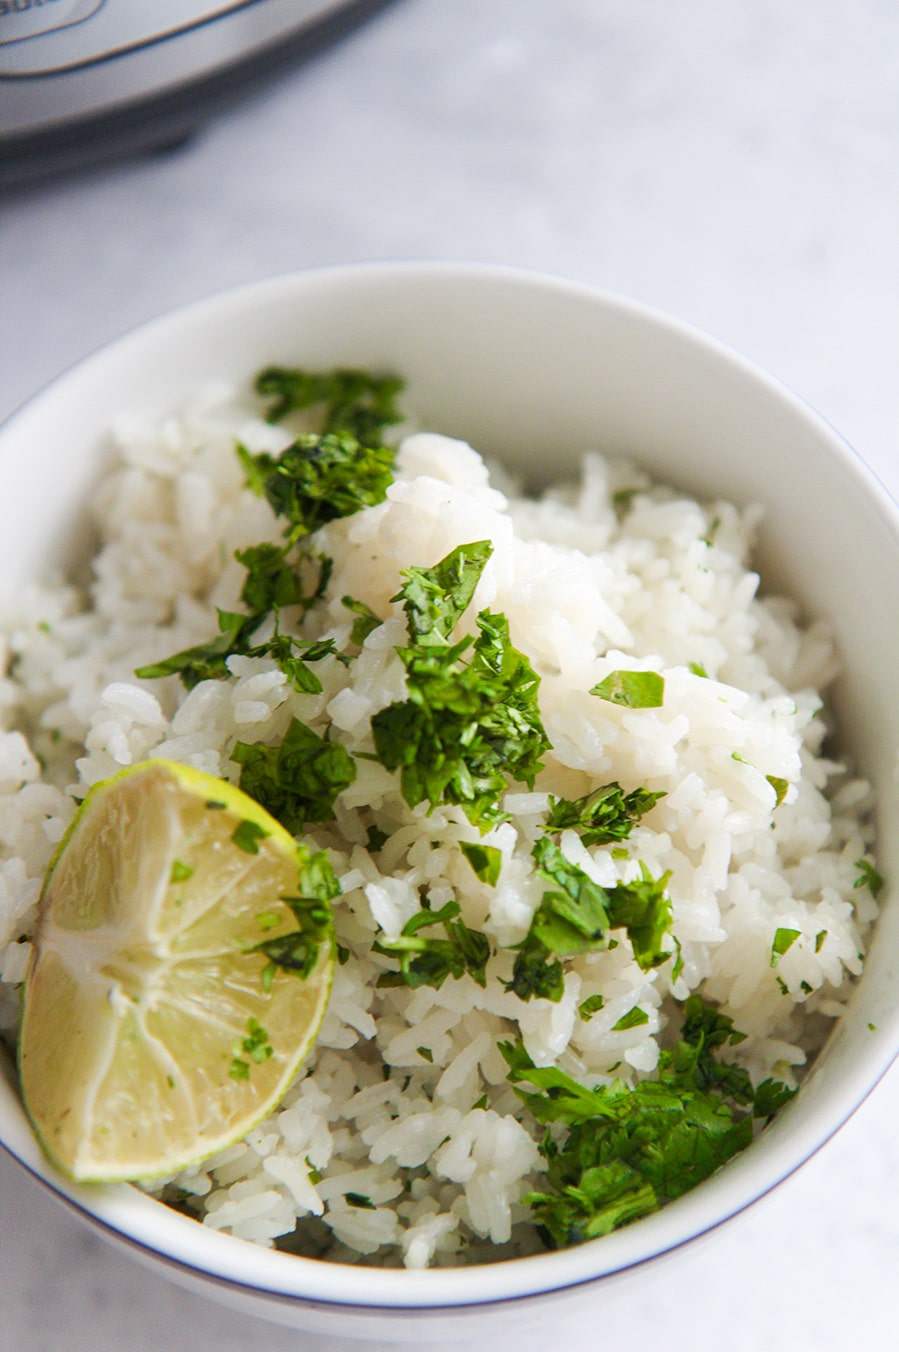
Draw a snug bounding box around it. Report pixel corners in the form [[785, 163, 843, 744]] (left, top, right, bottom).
[[0, 0, 397, 185]]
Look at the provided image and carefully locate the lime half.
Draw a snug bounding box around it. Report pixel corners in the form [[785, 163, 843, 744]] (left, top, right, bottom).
[[18, 760, 335, 1183]]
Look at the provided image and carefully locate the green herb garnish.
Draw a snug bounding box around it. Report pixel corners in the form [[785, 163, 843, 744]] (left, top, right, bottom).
[[578, 994, 606, 1021], [229, 1016, 274, 1080], [254, 366, 404, 445], [612, 1006, 649, 1032], [770, 927, 801, 966], [231, 820, 270, 855], [342, 595, 383, 644], [251, 848, 338, 982], [232, 718, 356, 832], [344, 1191, 377, 1210], [460, 841, 503, 886], [854, 859, 883, 897], [507, 841, 673, 1002], [374, 899, 490, 991], [500, 997, 793, 1248], [766, 775, 789, 807], [546, 781, 664, 846], [590, 670, 665, 709], [371, 545, 550, 828]]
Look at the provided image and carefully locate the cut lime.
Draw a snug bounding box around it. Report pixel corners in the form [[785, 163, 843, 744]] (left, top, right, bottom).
[[18, 759, 336, 1183]]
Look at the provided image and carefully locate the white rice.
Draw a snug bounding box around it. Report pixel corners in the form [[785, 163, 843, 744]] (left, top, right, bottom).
[[0, 382, 878, 1269]]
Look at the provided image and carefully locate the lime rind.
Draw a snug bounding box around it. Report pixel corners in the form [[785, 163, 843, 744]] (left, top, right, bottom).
[[18, 758, 336, 1184]]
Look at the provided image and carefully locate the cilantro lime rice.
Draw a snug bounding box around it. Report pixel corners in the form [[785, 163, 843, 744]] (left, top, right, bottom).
[[0, 368, 880, 1267]]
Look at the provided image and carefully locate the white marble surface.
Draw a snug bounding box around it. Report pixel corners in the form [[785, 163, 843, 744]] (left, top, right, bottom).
[[2, 2, 899, 1347]]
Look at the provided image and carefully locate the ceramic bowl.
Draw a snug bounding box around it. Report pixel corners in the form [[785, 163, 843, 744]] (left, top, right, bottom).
[[1, 263, 897, 1341]]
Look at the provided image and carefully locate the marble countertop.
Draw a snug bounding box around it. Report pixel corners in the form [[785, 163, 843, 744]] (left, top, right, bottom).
[[2, 2, 898, 1348]]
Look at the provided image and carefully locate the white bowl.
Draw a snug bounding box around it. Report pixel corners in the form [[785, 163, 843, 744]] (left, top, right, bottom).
[[1, 263, 898, 1341]]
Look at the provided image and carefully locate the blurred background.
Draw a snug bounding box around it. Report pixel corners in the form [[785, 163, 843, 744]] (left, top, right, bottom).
[[1, 2, 898, 1349]]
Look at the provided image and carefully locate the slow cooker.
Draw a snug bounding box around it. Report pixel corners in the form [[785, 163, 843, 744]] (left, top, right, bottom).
[[0, 0, 396, 186]]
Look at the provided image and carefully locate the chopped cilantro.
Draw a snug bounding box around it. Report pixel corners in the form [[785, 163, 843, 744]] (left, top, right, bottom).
[[701, 515, 721, 547], [753, 1077, 797, 1119], [397, 541, 493, 646], [372, 547, 549, 827], [374, 899, 490, 991], [546, 781, 664, 846], [688, 661, 708, 678], [590, 670, 665, 709], [606, 864, 673, 971], [416, 1046, 434, 1063], [232, 718, 356, 832], [336, 943, 350, 966], [247, 432, 396, 541], [135, 554, 335, 693], [766, 775, 789, 807], [344, 1191, 377, 1210], [254, 366, 404, 445], [612, 1006, 649, 1032], [232, 819, 269, 855], [170, 860, 193, 884], [342, 595, 383, 644], [365, 824, 389, 853], [250, 848, 338, 982], [612, 487, 639, 520], [500, 997, 792, 1247], [229, 1016, 273, 1080], [508, 843, 673, 1002], [770, 927, 801, 967], [814, 930, 827, 953], [472, 1094, 489, 1111], [578, 994, 605, 1021], [460, 841, 503, 886], [854, 859, 883, 897]]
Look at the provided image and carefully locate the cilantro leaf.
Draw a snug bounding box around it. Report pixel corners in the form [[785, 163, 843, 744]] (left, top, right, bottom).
[[232, 718, 356, 831], [135, 551, 334, 694], [854, 859, 883, 897], [460, 841, 502, 886], [254, 366, 404, 445], [753, 1077, 797, 1120], [508, 844, 673, 1003], [612, 1006, 649, 1032], [232, 820, 269, 855], [770, 927, 801, 967], [342, 595, 383, 645], [372, 602, 549, 829], [235, 542, 306, 613], [578, 993, 605, 1020], [374, 899, 490, 990], [605, 864, 673, 972], [590, 670, 665, 708], [396, 541, 493, 646], [251, 844, 337, 983], [501, 996, 791, 1249], [766, 775, 789, 807], [546, 781, 664, 846], [135, 608, 261, 688], [247, 432, 396, 540]]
